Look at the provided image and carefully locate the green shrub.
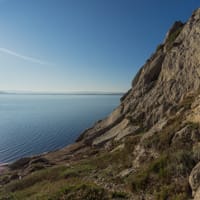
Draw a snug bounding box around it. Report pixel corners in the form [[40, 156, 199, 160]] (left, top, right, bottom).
[[193, 143, 200, 162], [148, 155, 168, 179], [169, 150, 195, 176], [143, 132, 160, 149], [112, 191, 128, 199], [131, 171, 149, 191], [52, 183, 109, 200], [131, 149, 195, 193], [155, 184, 178, 200], [0, 194, 15, 200], [165, 26, 183, 50], [143, 113, 184, 151], [131, 155, 168, 192], [154, 182, 190, 200], [156, 44, 164, 52], [5, 166, 67, 192], [187, 121, 200, 130], [62, 163, 95, 178], [9, 157, 31, 170]]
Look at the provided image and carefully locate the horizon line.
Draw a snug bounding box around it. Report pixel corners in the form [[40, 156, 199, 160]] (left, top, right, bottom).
[[0, 90, 125, 95]]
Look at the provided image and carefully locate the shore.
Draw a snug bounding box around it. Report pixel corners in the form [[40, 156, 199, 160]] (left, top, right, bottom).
[[0, 163, 8, 175]]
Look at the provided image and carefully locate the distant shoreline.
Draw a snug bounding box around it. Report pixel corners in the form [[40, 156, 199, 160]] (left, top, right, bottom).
[[0, 92, 124, 96]]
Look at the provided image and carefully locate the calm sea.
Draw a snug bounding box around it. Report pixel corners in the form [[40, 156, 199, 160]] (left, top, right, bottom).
[[0, 94, 121, 163]]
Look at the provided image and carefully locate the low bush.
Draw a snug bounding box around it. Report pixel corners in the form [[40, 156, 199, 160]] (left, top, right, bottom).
[[52, 183, 109, 200], [9, 157, 31, 170], [112, 191, 128, 199], [131, 149, 195, 192], [5, 166, 67, 192], [165, 26, 183, 50]]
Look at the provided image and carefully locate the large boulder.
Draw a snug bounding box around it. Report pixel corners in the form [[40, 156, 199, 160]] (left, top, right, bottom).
[[189, 162, 200, 198]]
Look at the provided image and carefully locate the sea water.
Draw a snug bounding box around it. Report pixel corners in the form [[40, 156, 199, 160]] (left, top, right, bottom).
[[0, 94, 121, 163]]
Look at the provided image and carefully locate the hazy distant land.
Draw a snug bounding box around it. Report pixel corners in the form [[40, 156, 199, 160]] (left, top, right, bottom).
[[0, 91, 124, 95]]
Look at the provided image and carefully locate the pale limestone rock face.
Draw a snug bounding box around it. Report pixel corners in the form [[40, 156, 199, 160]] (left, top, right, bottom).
[[77, 8, 200, 149], [74, 10, 200, 198], [187, 95, 200, 123], [92, 119, 129, 146], [124, 9, 200, 126], [194, 187, 200, 200], [189, 162, 200, 198], [172, 126, 200, 145]]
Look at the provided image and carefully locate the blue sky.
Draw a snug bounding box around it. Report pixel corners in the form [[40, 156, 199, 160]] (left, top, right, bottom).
[[0, 0, 199, 92]]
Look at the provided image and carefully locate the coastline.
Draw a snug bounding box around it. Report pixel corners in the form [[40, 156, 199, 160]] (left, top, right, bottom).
[[0, 163, 8, 174], [0, 92, 124, 96]]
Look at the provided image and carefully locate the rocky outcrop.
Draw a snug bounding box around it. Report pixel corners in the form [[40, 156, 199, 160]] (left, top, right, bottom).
[[78, 8, 200, 148], [74, 8, 200, 199], [190, 162, 200, 199]]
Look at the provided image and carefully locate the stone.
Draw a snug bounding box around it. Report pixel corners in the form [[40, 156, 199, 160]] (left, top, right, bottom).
[[189, 162, 200, 197]]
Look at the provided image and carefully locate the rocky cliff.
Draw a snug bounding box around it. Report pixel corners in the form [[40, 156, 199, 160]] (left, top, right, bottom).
[[77, 8, 200, 147], [1, 8, 200, 200]]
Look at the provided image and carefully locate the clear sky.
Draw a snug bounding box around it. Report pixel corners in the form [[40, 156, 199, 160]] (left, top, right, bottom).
[[0, 0, 199, 93]]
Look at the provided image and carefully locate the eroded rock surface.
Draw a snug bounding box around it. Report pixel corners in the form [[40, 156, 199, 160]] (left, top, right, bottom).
[[79, 8, 200, 149]]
